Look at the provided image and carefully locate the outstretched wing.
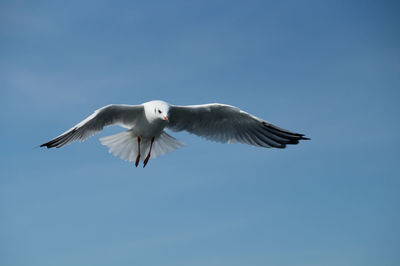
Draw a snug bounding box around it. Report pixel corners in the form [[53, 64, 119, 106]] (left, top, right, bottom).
[[167, 103, 309, 148], [41, 104, 143, 148]]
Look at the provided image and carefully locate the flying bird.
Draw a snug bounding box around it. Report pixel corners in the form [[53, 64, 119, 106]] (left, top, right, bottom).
[[41, 100, 309, 167]]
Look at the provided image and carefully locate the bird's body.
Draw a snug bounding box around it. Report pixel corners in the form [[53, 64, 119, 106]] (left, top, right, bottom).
[[41, 100, 309, 167]]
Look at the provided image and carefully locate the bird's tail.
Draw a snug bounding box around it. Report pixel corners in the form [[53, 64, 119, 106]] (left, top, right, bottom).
[[99, 130, 185, 162]]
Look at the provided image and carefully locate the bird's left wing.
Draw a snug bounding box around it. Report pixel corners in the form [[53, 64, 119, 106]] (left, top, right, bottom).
[[41, 104, 143, 148], [167, 103, 308, 148]]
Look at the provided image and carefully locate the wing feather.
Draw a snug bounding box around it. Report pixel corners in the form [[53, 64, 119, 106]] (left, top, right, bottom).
[[167, 103, 309, 148], [41, 104, 143, 148]]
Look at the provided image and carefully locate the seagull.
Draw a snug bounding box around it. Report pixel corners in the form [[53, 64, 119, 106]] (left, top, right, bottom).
[[41, 100, 309, 167]]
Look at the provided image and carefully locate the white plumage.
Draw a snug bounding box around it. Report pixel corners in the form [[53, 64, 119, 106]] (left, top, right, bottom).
[[41, 100, 309, 167], [99, 131, 185, 162]]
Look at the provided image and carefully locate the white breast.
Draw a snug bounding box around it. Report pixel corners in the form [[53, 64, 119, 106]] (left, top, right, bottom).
[[131, 115, 166, 139]]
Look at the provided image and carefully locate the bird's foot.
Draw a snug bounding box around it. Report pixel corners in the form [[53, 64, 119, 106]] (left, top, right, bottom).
[[143, 154, 150, 168], [142, 137, 154, 168], [135, 154, 140, 167], [135, 136, 141, 167]]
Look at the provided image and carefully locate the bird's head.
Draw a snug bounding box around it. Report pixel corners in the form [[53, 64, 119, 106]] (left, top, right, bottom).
[[144, 100, 170, 123]]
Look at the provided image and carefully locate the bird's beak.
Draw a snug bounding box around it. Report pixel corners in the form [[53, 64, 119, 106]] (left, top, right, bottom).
[[164, 116, 169, 123]]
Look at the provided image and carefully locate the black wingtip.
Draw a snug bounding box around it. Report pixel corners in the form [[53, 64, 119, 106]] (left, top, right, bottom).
[[40, 143, 50, 148], [40, 140, 57, 148]]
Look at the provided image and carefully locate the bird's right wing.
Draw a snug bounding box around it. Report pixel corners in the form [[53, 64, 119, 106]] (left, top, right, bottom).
[[41, 104, 144, 148]]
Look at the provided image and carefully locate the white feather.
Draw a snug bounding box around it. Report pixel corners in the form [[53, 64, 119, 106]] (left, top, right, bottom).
[[99, 130, 184, 162]]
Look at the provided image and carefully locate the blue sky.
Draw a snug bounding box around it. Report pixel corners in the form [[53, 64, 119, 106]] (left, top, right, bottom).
[[1, 0, 399, 265]]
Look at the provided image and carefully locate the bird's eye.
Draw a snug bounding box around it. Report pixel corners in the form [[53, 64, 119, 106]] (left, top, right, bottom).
[[158, 110, 162, 114]]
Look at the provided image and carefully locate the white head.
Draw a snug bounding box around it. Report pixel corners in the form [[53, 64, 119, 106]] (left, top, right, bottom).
[[143, 100, 170, 123]]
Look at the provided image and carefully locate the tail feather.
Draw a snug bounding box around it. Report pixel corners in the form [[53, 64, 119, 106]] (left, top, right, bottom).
[[99, 130, 184, 162], [151, 131, 185, 159], [100, 131, 136, 161]]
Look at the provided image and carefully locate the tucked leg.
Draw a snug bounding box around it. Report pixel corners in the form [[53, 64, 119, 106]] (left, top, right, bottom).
[[135, 136, 141, 167], [143, 137, 155, 168]]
